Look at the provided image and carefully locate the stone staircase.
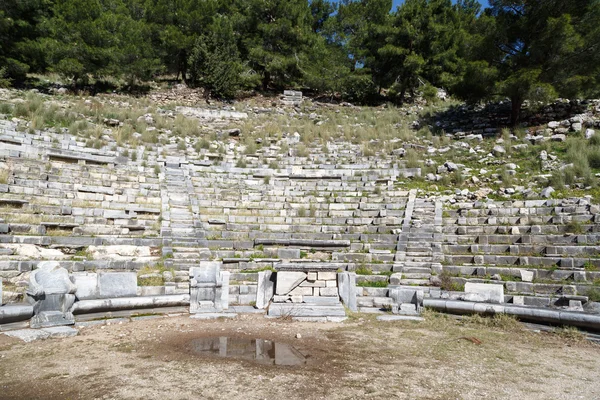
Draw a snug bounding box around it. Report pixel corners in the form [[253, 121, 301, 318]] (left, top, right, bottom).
[[394, 196, 442, 286], [160, 163, 210, 279]]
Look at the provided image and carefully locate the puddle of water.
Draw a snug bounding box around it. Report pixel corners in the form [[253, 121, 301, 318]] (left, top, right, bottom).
[[188, 337, 308, 366]]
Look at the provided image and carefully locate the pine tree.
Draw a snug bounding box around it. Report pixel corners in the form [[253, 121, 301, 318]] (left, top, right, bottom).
[[380, 0, 469, 103], [455, 0, 600, 125], [236, 0, 316, 90], [188, 17, 243, 99]]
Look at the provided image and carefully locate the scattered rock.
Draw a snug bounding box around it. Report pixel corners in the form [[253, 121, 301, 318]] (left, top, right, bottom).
[[541, 186, 555, 198], [492, 145, 505, 156]]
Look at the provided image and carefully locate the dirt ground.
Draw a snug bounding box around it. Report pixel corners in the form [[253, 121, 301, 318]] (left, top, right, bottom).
[[1, 312, 599, 400]]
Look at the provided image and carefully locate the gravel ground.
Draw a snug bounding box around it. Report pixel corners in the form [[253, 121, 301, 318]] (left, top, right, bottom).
[[1, 312, 599, 400]]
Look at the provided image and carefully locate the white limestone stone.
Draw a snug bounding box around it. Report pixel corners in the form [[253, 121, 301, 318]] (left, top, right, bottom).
[[41, 326, 78, 338], [4, 329, 51, 343], [520, 270, 534, 283], [319, 287, 338, 297], [275, 272, 306, 295], [72, 272, 98, 300], [256, 270, 275, 309], [97, 272, 137, 298], [464, 282, 504, 304], [318, 271, 337, 281]]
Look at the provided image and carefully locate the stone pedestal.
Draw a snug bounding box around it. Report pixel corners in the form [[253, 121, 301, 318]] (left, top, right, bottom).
[[26, 261, 76, 328], [189, 262, 229, 313]]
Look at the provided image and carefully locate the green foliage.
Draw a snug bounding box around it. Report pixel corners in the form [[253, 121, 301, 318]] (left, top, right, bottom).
[[0, 0, 599, 109], [421, 84, 439, 104], [587, 287, 600, 302], [39, 0, 161, 85], [454, 0, 600, 124], [355, 265, 373, 275], [438, 270, 464, 291], [356, 280, 388, 288], [188, 17, 243, 99], [238, 0, 316, 90]]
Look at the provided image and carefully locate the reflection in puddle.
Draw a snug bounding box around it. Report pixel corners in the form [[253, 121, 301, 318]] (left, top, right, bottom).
[[189, 337, 308, 366]]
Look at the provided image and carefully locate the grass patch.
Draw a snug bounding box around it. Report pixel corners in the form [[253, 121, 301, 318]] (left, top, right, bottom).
[[355, 265, 373, 275], [356, 281, 388, 288], [555, 326, 586, 341], [239, 266, 275, 273]]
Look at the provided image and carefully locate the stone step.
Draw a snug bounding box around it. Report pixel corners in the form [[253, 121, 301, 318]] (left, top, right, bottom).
[[172, 237, 203, 243], [396, 278, 431, 286], [408, 233, 434, 239], [401, 266, 432, 274], [394, 261, 434, 268], [406, 245, 432, 252], [406, 251, 432, 256], [267, 303, 345, 318], [402, 272, 432, 279], [405, 257, 433, 263]]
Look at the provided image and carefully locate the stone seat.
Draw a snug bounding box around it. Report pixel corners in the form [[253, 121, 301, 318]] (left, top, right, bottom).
[[444, 254, 597, 269]]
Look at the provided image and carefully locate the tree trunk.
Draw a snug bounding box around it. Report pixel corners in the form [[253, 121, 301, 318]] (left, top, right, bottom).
[[399, 88, 406, 105], [262, 71, 270, 91], [510, 96, 523, 127]]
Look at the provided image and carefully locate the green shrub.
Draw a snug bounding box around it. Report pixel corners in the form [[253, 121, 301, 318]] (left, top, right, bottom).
[[341, 73, 378, 104], [438, 271, 464, 291], [421, 84, 439, 104], [0, 67, 11, 88], [55, 58, 85, 83], [587, 148, 600, 169], [589, 134, 600, 147], [405, 149, 420, 168], [296, 144, 309, 157], [355, 265, 373, 275], [587, 287, 600, 302]]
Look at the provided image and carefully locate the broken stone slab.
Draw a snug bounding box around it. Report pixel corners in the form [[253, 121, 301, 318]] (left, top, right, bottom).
[[337, 272, 357, 312], [463, 282, 504, 304], [41, 326, 78, 339], [256, 270, 275, 309], [4, 328, 51, 342], [97, 272, 137, 298], [275, 271, 307, 295]]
